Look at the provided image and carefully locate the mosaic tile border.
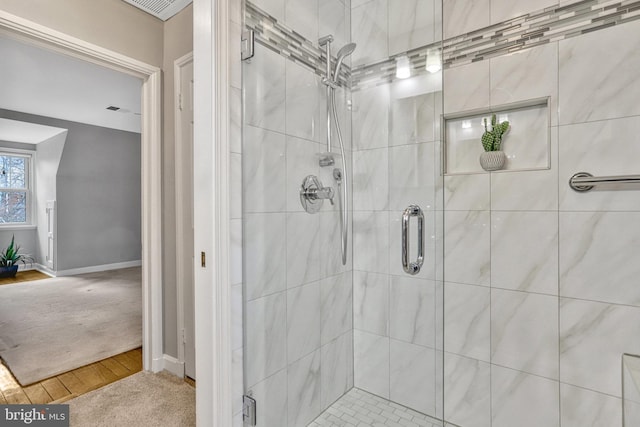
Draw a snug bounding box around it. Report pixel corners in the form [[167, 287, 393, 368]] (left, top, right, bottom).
[[245, 2, 349, 86], [245, 0, 640, 91]]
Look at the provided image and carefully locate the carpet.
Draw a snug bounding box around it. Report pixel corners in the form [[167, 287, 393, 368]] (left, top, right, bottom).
[[0, 267, 141, 386], [68, 371, 195, 427]]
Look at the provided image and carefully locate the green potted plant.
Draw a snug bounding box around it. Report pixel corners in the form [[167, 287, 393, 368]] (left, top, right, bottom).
[[0, 235, 35, 278], [480, 113, 510, 171]]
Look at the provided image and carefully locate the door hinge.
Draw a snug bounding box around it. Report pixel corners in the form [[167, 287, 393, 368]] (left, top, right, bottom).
[[243, 395, 257, 426], [241, 29, 255, 61], [178, 93, 183, 111], [181, 328, 186, 344]]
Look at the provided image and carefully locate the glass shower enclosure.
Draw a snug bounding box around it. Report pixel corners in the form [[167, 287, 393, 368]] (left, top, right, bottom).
[[240, 0, 445, 426]]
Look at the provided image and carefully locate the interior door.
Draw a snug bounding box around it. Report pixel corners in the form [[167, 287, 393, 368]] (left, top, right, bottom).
[[178, 59, 196, 379]]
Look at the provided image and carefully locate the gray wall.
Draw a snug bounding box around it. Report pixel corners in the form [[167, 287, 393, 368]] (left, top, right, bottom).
[[0, 109, 141, 271]]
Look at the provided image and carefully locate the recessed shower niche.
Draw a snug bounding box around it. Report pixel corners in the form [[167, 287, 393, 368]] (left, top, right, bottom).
[[443, 98, 550, 175]]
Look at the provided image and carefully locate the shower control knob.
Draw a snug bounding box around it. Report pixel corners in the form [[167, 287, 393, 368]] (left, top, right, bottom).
[[300, 175, 334, 214]]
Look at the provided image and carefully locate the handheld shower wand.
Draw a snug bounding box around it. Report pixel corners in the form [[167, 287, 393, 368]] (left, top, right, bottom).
[[318, 36, 356, 265]]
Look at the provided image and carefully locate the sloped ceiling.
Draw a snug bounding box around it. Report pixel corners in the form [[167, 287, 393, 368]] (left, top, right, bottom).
[[0, 35, 142, 134]]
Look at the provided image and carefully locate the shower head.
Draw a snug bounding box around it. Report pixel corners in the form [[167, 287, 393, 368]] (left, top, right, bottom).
[[332, 43, 356, 83]]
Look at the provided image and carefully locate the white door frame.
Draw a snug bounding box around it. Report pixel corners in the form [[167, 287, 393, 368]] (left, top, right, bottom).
[[0, 12, 164, 373], [174, 51, 193, 375], [194, 0, 233, 425]]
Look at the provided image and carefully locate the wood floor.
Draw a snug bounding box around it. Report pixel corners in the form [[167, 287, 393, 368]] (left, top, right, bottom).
[[0, 348, 142, 404], [0, 270, 50, 286]]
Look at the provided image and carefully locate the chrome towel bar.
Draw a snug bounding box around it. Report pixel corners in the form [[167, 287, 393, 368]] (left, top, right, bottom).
[[569, 172, 640, 192]]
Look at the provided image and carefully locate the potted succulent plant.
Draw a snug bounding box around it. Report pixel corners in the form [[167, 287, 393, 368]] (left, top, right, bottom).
[[480, 113, 510, 171], [0, 235, 34, 278]]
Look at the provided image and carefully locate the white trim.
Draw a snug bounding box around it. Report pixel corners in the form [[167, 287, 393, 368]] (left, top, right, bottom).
[[174, 51, 193, 371], [0, 224, 36, 230], [194, 0, 233, 425], [33, 263, 55, 277], [53, 260, 142, 277], [0, 11, 164, 374], [161, 354, 186, 377]]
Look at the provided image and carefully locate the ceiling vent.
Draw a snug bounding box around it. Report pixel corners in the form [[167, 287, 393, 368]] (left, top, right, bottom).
[[122, 0, 192, 21]]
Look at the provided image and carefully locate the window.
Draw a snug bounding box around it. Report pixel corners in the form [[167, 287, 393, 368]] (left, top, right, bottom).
[[0, 152, 31, 225]]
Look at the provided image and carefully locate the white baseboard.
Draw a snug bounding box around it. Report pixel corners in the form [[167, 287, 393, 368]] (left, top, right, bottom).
[[161, 354, 185, 378], [51, 260, 142, 277], [34, 264, 56, 277]]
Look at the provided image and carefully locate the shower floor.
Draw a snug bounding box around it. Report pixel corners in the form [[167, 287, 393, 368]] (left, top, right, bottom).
[[309, 388, 443, 427]]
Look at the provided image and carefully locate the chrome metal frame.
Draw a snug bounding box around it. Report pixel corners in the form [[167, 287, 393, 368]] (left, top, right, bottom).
[[569, 172, 640, 192]]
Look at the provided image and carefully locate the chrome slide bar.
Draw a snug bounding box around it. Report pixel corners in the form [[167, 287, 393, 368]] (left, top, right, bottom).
[[569, 172, 640, 192], [402, 205, 424, 275]]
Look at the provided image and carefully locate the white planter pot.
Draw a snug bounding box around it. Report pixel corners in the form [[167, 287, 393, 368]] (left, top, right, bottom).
[[480, 150, 506, 171]]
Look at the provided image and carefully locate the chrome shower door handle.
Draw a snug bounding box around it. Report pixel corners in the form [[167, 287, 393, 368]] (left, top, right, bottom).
[[402, 205, 424, 275]]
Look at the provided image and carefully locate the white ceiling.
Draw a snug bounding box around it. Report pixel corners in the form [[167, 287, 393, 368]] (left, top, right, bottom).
[[0, 36, 143, 134], [0, 118, 67, 144]]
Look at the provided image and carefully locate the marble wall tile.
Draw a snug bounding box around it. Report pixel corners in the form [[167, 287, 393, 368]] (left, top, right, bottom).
[[229, 87, 242, 153], [320, 272, 353, 345], [253, 0, 285, 22], [232, 348, 243, 415], [321, 332, 353, 410], [443, 174, 490, 211], [288, 349, 322, 426], [491, 289, 559, 379], [284, 0, 318, 42], [389, 275, 436, 348], [390, 92, 436, 146], [444, 210, 491, 286], [244, 213, 286, 300], [390, 339, 436, 416], [444, 353, 491, 427], [248, 369, 288, 427], [286, 135, 321, 213], [319, 210, 352, 278], [353, 270, 389, 336], [230, 219, 242, 286], [286, 212, 320, 289], [559, 20, 640, 125], [388, 210, 437, 280], [353, 211, 389, 274], [491, 211, 558, 295], [232, 284, 243, 351], [443, 0, 490, 39], [491, 366, 560, 427], [286, 61, 324, 143], [444, 60, 490, 114], [560, 298, 640, 397], [243, 125, 286, 213], [389, 142, 436, 211], [560, 383, 622, 427], [388, 0, 436, 55], [244, 45, 286, 132], [490, 0, 557, 24], [245, 292, 287, 387], [229, 21, 242, 90], [491, 129, 558, 211], [354, 330, 390, 398], [490, 42, 559, 126], [353, 148, 389, 211], [560, 212, 640, 307], [559, 117, 640, 211], [352, 85, 390, 150], [444, 282, 490, 361], [229, 0, 242, 25], [287, 282, 321, 363], [319, 0, 349, 53], [351, 0, 388, 66], [230, 153, 242, 219]]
